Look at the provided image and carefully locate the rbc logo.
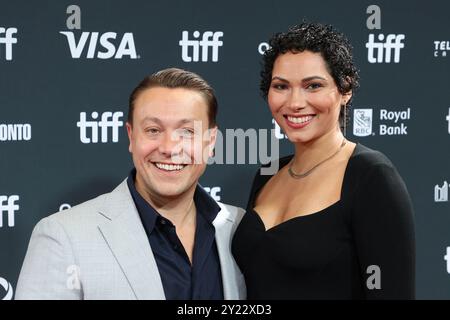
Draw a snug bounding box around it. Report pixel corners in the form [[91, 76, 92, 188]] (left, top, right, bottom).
[[0, 195, 19, 228], [353, 109, 373, 137], [0, 27, 17, 61], [77, 111, 123, 144], [179, 31, 223, 62]]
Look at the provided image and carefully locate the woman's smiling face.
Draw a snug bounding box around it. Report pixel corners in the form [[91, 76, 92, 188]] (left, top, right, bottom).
[[268, 50, 352, 143]]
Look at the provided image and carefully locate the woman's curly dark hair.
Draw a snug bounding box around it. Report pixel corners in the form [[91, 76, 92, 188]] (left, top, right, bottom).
[[260, 22, 360, 130]]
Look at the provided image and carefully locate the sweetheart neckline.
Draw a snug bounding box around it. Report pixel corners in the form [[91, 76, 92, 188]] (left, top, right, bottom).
[[251, 199, 342, 232]]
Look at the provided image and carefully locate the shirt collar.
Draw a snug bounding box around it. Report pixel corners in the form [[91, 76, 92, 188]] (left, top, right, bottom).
[[193, 182, 221, 224], [127, 169, 159, 233], [126, 168, 221, 230]]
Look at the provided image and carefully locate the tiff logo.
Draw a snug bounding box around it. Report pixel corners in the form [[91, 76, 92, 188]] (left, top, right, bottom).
[[0, 195, 19, 227], [366, 34, 405, 63], [77, 111, 123, 143], [366, 5, 405, 63], [435, 181, 449, 202], [0, 27, 17, 61], [203, 187, 221, 201], [179, 31, 223, 62]]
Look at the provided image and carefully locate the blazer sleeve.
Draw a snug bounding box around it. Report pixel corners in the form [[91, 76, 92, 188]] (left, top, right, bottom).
[[15, 216, 82, 300], [351, 163, 416, 299]]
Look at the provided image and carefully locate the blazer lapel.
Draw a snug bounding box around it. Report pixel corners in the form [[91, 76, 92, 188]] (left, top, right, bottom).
[[97, 180, 165, 300], [214, 203, 245, 300]]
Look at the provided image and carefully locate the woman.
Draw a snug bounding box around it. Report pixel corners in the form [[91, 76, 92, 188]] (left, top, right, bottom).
[[232, 22, 415, 299]]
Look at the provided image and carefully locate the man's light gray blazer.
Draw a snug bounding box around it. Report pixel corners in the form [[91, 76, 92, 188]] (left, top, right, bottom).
[[15, 180, 246, 300]]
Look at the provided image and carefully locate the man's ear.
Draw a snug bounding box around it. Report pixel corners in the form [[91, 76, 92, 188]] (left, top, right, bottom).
[[126, 122, 133, 153], [206, 126, 218, 157]]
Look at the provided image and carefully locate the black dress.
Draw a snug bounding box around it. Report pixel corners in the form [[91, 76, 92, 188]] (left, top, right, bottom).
[[232, 143, 415, 299]]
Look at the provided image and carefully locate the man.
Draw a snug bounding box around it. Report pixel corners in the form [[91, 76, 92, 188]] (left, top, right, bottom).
[[15, 68, 246, 300]]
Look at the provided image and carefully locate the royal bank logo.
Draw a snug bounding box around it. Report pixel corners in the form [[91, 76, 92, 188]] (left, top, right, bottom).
[[353, 107, 410, 137], [379, 108, 410, 135], [60, 5, 138, 59], [435, 181, 449, 202], [434, 41, 449, 57], [179, 31, 223, 62], [365, 5, 405, 63], [0, 277, 14, 300], [353, 109, 373, 137], [0, 27, 17, 61], [77, 111, 123, 144]]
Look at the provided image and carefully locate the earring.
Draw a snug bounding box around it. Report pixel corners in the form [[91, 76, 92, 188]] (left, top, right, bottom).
[[343, 104, 347, 137]]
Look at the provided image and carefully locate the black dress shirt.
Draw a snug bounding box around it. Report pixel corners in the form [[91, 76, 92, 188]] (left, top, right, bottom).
[[127, 169, 224, 299]]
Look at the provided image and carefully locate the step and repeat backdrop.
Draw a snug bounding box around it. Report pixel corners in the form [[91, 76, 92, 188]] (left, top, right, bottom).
[[1, 0, 449, 299]]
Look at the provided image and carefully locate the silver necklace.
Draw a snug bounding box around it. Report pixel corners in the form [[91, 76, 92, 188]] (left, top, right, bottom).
[[288, 138, 347, 179]]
